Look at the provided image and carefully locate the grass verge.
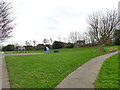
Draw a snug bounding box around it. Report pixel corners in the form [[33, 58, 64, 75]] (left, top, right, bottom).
[[95, 53, 119, 88]]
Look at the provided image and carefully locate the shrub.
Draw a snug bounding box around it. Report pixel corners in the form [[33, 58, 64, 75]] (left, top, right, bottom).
[[66, 44, 74, 48], [2, 44, 15, 51], [52, 41, 65, 49]]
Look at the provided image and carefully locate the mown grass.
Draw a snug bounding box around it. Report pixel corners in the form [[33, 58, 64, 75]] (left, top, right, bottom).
[[95, 53, 119, 88], [5, 46, 119, 88]]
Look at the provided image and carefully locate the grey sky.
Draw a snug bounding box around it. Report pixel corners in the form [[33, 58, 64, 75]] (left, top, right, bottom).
[[3, 0, 120, 45]]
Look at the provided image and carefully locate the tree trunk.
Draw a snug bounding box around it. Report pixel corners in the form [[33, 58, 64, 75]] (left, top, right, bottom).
[[100, 44, 104, 52]]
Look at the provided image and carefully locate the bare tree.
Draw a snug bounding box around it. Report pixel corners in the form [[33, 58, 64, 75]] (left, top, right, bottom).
[[69, 32, 75, 43], [14, 42, 19, 47], [50, 38, 53, 45], [68, 31, 81, 43], [0, 0, 14, 42], [33, 40, 37, 48], [25, 41, 31, 46], [57, 35, 61, 41], [87, 10, 120, 51], [84, 30, 96, 45], [83, 32, 91, 44], [43, 38, 49, 45], [63, 37, 66, 42]]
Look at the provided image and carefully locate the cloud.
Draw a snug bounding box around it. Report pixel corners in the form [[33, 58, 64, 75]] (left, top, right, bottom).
[[3, 0, 119, 45]]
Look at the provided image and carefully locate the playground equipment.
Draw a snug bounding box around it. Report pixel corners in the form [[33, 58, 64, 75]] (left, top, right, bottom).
[[54, 50, 59, 53], [44, 46, 49, 53], [18, 46, 26, 53]]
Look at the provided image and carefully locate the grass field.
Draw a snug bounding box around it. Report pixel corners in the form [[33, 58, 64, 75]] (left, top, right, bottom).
[[5, 46, 119, 88], [95, 53, 119, 88]]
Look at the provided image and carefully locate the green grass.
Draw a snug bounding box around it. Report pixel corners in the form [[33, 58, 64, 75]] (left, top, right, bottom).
[[95, 53, 119, 88], [5, 46, 118, 88]]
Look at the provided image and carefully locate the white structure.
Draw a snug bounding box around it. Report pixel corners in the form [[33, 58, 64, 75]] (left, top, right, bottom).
[[18, 46, 25, 53]]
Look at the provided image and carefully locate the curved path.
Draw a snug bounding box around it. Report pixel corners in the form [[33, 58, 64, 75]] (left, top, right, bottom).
[[56, 50, 120, 88], [1, 52, 10, 88]]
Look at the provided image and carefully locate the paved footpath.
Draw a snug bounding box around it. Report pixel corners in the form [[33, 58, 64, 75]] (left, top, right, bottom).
[[0, 52, 10, 89], [56, 51, 120, 88]]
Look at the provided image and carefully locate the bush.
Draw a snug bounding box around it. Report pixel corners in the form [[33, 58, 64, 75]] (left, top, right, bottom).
[[24, 46, 34, 50], [2, 44, 15, 51], [66, 44, 74, 48], [113, 30, 120, 45], [114, 38, 120, 45], [69, 44, 74, 48], [52, 41, 65, 49]]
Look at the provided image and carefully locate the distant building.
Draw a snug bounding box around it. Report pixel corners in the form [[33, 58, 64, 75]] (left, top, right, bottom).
[[36, 44, 44, 50], [45, 44, 52, 49], [76, 40, 85, 47]]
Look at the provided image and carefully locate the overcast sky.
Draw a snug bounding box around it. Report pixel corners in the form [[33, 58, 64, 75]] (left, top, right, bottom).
[[3, 0, 120, 45]]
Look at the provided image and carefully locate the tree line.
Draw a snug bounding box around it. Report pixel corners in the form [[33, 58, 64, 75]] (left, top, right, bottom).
[[2, 40, 82, 51]]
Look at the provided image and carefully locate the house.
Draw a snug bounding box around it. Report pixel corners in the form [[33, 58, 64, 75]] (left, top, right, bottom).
[[45, 44, 52, 49], [36, 44, 44, 50], [76, 40, 85, 47]]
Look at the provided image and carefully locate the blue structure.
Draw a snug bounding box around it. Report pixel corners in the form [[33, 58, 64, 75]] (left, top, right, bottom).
[[44, 46, 50, 53], [46, 47, 49, 51], [44, 47, 47, 51]]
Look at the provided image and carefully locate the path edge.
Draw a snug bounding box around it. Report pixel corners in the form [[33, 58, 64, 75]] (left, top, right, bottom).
[[56, 50, 120, 88], [2, 52, 10, 88], [94, 51, 120, 88]]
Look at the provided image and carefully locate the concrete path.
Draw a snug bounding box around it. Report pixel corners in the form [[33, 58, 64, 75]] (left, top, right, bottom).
[[2, 52, 10, 88], [56, 51, 120, 88], [0, 52, 10, 89]]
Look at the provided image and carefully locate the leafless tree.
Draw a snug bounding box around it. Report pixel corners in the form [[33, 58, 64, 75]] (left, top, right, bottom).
[[63, 37, 66, 42], [87, 10, 120, 51], [25, 41, 31, 46], [43, 38, 49, 45], [50, 38, 53, 45], [68, 31, 81, 43], [84, 30, 96, 45], [14, 42, 19, 47], [33, 40, 37, 48], [57, 35, 61, 41], [0, 0, 14, 42], [83, 32, 91, 44]]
